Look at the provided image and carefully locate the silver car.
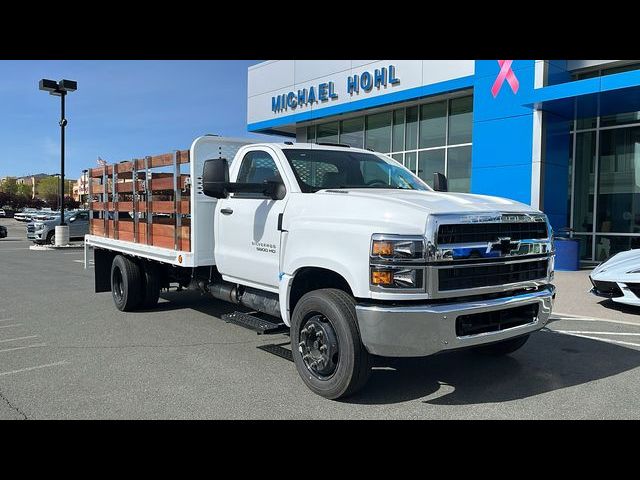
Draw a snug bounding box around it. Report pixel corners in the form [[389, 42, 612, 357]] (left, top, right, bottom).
[[27, 210, 90, 244]]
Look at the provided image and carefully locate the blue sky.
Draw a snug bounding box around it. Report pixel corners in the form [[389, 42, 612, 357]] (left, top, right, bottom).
[[0, 60, 278, 179]]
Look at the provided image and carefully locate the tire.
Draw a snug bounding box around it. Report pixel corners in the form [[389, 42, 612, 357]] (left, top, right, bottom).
[[110, 255, 142, 312], [473, 334, 530, 356], [140, 261, 161, 309], [291, 288, 371, 400], [46, 231, 55, 245]]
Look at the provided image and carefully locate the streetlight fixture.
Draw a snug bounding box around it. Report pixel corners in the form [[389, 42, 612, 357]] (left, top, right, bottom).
[[39, 78, 77, 245]]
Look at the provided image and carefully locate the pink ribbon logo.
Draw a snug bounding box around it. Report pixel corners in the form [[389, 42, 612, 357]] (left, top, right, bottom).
[[491, 60, 519, 98]]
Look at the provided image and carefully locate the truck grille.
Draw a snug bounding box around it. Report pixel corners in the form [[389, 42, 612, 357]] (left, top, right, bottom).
[[456, 303, 539, 337], [438, 260, 548, 291], [437, 222, 548, 244], [27, 225, 35, 233]]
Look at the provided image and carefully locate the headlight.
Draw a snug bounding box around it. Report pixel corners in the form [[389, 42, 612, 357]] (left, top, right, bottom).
[[370, 234, 425, 261], [34, 223, 44, 229], [370, 234, 426, 291]]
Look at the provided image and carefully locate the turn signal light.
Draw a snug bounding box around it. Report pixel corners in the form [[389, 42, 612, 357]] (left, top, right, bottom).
[[371, 270, 393, 286]]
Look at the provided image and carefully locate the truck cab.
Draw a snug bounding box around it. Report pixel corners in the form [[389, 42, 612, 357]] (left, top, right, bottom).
[[85, 136, 555, 399]]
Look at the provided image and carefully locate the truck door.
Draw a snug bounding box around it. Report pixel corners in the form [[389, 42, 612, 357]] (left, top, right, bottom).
[[215, 148, 289, 290]]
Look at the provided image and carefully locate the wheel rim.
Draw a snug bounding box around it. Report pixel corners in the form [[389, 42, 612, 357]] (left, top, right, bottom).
[[298, 314, 339, 379], [112, 267, 124, 303], [48, 233, 55, 245]]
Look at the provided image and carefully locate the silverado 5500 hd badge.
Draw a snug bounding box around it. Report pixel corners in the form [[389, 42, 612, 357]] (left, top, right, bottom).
[[252, 241, 277, 254]]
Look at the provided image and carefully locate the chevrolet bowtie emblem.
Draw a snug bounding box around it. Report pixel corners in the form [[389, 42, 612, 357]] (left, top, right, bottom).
[[488, 237, 520, 255]]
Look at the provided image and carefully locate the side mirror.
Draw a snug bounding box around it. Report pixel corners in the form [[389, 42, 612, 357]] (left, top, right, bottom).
[[433, 172, 448, 192], [202, 158, 230, 199], [264, 181, 287, 201]]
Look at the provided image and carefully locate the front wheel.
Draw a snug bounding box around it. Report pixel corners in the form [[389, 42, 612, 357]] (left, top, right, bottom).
[[291, 289, 371, 400], [46, 231, 55, 245], [473, 334, 530, 356]]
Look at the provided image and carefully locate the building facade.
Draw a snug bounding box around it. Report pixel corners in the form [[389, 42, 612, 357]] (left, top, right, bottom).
[[247, 60, 640, 263]]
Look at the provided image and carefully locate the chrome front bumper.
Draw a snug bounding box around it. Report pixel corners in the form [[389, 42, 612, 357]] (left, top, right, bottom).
[[355, 285, 555, 357]]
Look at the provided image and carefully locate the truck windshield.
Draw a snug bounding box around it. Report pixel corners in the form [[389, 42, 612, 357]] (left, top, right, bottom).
[[282, 149, 430, 193]]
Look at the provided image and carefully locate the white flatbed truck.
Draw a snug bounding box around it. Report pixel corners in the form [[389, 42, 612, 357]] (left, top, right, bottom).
[[85, 135, 556, 399]]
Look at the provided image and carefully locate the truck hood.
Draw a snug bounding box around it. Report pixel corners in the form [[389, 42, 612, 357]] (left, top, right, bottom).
[[317, 189, 538, 215]]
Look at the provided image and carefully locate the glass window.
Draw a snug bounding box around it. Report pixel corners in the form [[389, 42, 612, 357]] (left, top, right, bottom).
[[600, 110, 640, 128], [236, 151, 282, 187], [405, 106, 418, 151], [391, 153, 403, 164], [404, 151, 416, 173], [596, 128, 640, 234], [417, 149, 445, 187], [282, 149, 428, 193], [419, 101, 447, 148], [448, 96, 473, 145], [601, 62, 640, 77], [317, 122, 339, 143], [572, 235, 593, 261], [340, 117, 364, 148], [595, 235, 640, 262], [572, 131, 596, 233], [392, 109, 405, 152], [574, 70, 599, 81], [447, 145, 472, 193], [365, 112, 392, 153], [306, 125, 316, 143]]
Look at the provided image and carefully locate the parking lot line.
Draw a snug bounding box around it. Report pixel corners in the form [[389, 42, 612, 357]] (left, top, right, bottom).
[[556, 330, 640, 336], [0, 324, 22, 329], [0, 318, 14, 322], [0, 335, 39, 344], [0, 361, 68, 377], [549, 330, 640, 348], [551, 313, 640, 328], [0, 343, 46, 354]]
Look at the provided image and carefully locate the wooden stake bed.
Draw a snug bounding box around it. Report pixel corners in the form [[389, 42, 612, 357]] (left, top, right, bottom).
[[84, 136, 254, 269], [87, 149, 192, 254]]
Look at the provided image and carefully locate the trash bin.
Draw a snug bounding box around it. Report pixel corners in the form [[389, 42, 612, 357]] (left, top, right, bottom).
[[554, 236, 580, 271]]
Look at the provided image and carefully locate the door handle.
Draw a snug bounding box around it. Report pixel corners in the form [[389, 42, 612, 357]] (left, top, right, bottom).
[[220, 208, 234, 215]]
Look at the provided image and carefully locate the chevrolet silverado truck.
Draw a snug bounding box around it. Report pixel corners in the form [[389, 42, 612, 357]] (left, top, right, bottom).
[[84, 135, 555, 399]]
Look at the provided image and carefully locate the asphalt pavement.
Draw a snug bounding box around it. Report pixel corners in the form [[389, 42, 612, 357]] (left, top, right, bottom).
[[1, 217, 639, 419]]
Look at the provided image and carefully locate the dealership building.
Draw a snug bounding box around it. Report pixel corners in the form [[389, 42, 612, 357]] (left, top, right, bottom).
[[247, 60, 640, 263]]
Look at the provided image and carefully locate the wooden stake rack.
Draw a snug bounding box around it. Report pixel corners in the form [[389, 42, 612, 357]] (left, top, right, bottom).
[[88, 150, 191, 252]]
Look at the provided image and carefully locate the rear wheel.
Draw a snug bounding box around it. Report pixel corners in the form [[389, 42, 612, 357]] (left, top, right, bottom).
[[111, 255, 142, 311], [140, 262, 161, 309], [291, 288, 371, 400], [473, 334, 530, 355]]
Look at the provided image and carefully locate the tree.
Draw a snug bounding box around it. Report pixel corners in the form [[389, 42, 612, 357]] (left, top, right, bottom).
[[15, 183, 31, 198], [0, 178, 18, 195], [36, 176, 59, 204]]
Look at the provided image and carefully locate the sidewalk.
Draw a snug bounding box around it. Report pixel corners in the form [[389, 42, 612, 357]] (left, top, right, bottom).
[[553, 269, 640, 324]]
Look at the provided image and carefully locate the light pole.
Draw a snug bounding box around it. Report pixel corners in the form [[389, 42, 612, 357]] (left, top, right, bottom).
[[39, 79, 77, 245]]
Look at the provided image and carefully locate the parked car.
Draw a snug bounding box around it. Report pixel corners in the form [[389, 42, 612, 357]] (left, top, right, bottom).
[[27, 210, 90, 245], [590, 248, 640, 307], [0, 225, 7, 238], [14, 209, 40, 222], [0, 208, 5, 217]]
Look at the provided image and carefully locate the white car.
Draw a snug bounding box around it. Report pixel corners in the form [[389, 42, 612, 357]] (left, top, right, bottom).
[[590, 249, 640, 307], [0, 208, 5, 217]]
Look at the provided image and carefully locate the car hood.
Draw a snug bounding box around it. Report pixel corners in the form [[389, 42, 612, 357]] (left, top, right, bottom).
[[592, 248, 640, 281], [317, 189, 538, 215]]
